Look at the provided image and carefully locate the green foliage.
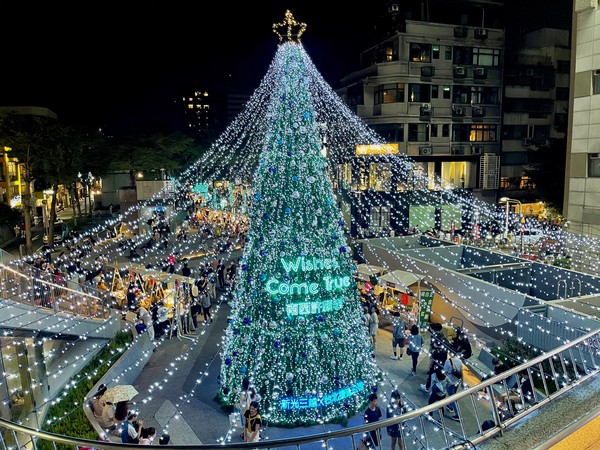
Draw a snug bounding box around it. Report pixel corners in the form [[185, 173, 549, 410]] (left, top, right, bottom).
[[553, 257, 571, 269], [0, 203, 22, 226], [108, 131, 201, 177], [37, 331, 133, 450], [491, 337, 576, 395]]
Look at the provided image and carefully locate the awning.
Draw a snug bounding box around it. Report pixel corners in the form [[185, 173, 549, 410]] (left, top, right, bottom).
[[377, 270, 424, 291], [355, 263, 388, 281]]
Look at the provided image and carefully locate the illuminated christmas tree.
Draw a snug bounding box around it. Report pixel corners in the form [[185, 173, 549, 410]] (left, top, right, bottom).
[[218, 12, 379, 426]]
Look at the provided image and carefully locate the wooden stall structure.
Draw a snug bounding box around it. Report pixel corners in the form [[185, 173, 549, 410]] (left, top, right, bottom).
[[377, 270, 425, 324]]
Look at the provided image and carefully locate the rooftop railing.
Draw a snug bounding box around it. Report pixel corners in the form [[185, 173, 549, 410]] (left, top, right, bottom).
[[1, 324, 599, 449]]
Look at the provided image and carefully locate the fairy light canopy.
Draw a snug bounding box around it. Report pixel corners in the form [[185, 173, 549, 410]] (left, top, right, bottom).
[[272, 10, 307, 43]]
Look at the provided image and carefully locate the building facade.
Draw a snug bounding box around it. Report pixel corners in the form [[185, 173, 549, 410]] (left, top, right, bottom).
[[565, 0, 600, 236], [334, 17, 504, 237]]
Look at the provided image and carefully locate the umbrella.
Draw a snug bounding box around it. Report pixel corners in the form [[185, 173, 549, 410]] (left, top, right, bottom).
[[102, 385, 139, 403]]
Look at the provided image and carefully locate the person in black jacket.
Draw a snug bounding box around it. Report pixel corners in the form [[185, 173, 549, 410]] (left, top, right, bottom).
[[452, 328, 472, 359]]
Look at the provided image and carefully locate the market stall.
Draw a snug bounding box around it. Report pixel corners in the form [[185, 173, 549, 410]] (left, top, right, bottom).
[[377, 269, 425, 323]]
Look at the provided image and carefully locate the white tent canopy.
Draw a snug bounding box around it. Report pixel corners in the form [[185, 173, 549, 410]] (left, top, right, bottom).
[[378, 270, 424, 290], [355, 263, 388, 281]]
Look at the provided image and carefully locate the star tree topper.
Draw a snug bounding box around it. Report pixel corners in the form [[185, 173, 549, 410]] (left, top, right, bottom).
[[272, 10, 307, 43]]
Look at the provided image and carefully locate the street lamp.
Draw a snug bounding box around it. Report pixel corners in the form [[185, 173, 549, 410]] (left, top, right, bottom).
[[500, 197, 523, 253]]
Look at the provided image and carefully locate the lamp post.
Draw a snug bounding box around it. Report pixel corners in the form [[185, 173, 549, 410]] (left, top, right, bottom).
[[500, 197, 523, 253]]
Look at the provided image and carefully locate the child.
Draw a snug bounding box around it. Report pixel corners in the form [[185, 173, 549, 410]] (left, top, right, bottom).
[[386, 390, 405, 450]]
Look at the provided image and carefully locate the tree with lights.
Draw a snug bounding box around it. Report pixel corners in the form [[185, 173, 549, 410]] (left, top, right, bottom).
[[218, 23, 379, 426]]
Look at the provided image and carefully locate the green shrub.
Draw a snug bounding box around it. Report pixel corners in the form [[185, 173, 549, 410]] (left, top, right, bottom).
[[37, 330, 133, 450]]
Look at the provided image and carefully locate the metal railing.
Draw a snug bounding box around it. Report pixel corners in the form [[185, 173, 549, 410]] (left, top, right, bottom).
[[0, 263, 110, 320], [0, 325, 599, 449]]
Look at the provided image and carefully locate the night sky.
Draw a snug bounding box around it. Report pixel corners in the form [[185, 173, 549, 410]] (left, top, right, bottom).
[[1, 2, 381, 131], [1, 1, 571, 133]]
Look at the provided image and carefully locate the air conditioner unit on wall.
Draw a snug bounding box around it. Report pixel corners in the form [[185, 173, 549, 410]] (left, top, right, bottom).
[[472, 146, 484, 155], [454, 66, 466, 77], [451, 146, 465, 155], [419, 146, 433, 155], [452, 106, 465, 116], [472, 106, 485, 117], [474, 67, 487, 78], [421, 103, 432, 112], [454, 26, 468, 38], [591, 153, 600, 159], [421, 66, 435, 77], [474, 28, 488, 39]]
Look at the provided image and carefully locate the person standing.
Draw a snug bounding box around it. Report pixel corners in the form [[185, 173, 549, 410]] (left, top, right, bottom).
[[386, 390, 405, 450], [443, 355, 463, 421], [369, 306, 379, 349], [390, 313, 407, 359], [181, 261, 192, 278], [139, 427, 156, 445], [427, 370, 448, 419], [243, 400, 262, 443], [121, 411, 143, 444], [363, 393, 382, 448], [407, 324, 424, 376], [217, 259, 225, 289], [420, 325, 449, 394], [452, 328, 472, 359], [201, 288, 213, 324]]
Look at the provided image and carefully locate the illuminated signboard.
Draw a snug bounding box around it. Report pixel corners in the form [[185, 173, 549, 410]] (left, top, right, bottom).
[[355, 143, 399, 155], [265, 256, 351, 316], [280, 380, 365, 410]]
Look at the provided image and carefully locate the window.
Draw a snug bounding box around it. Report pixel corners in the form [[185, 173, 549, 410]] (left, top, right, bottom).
[[452, 124, 496, 142], [370, 123, 404, 142], [453, 86, 470, 104], [431, 85, 439, 99], [442, 124, 450, 137], [375, 83, 405, 104], [589, 154, 600, 177], [454, 86, 498, 104], [556, 87, 569, 100], [594, 70, 600, 95], [471, 86, 484, 104], [470, 124, 497, 142], [445, 46, 452, 60], [556, 60, 570, 74], [370, 206, 391, 229], [472, 48, 501, 66], [432, 45, 440, 59], [409, 43, 432, 62], [442, 85, 451, 99], [431, 124, 438, 137], [369, 163, 392, 191], [408, 123, 430, 141], [502, 125, 527, 140], [408, 84, 431, 102]]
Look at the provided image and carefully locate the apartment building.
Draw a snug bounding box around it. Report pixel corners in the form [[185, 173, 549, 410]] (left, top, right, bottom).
[[565, 0, 600, 236], [335, 19, 504, 236]]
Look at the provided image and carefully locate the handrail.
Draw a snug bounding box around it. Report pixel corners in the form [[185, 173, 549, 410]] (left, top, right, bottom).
[[0, 263, 110, 319], [2, 326, 599, 449]]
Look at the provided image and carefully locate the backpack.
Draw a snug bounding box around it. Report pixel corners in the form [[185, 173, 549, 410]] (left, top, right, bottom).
[[393, 322, 405, 341], [450, 359, 463, 379], [433, 381, 446, 398]]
